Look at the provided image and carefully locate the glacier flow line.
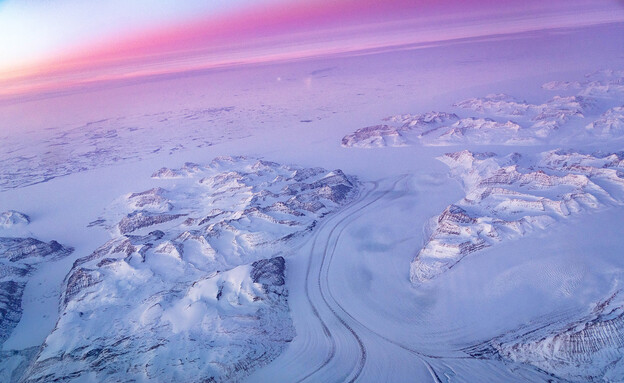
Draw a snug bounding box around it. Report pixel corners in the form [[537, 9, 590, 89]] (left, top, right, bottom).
[[300, 175, 433, 383], [295, 179, 379, 383], [321, 174, 446, 382]]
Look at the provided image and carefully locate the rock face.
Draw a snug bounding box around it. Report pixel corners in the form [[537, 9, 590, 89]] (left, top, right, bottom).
[[0, 281, 26, 346], [0, 237, 73, 347], [0, 211, 30, 229], [251, 257, 286, 286], [22, 157, 358, 383], [466, 291, 624, 382], [341, 70, 624, 148], [410, 150, 624, 284], [117, 211, 186, 234], [0, 238, 69, 262]]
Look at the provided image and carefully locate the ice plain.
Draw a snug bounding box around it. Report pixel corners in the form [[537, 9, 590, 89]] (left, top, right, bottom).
[[1, 21, 624, 382]]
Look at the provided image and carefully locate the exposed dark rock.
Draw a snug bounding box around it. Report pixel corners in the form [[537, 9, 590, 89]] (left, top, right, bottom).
[[0, 281, 26, 345], [437, 205, 476, 225], [0, 263, 31, 279], [0, 237, 73, 352], [63, 268, 101, 306], [118, 211, 186, 234], [86, 219, 105, 228], [251, 257, 286, 287], [0, 238, 72, 262], [128, 187, 172, 210]]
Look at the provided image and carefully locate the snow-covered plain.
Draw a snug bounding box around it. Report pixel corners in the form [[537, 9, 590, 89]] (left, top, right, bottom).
[[2, 21, 624, 382]]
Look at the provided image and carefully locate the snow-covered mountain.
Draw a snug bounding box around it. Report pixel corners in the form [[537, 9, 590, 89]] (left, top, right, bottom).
[[18, 156, 358, 383], [1, 20, 624, 382], [341, 124, 408, 148], [342, 70, 624, 148], [0, 211, 30, 229], [410, 149, 624, 284], [587, 106, 624, 138]]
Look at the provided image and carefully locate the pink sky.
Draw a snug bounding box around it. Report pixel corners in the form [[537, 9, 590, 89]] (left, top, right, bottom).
[[1, 0, 623, 99]]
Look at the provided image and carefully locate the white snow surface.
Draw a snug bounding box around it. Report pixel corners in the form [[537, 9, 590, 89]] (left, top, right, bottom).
[[410, 149, 624, 284], [19, 156, 357, 383], [343, 70, 624, 148], [1, 21, 624, 383]]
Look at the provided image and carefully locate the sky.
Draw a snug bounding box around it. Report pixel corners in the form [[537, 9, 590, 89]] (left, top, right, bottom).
[[1, 0, 623, 99]]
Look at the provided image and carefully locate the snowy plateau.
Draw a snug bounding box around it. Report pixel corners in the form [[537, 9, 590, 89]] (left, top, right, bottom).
[[2, 21, 624, 383]]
